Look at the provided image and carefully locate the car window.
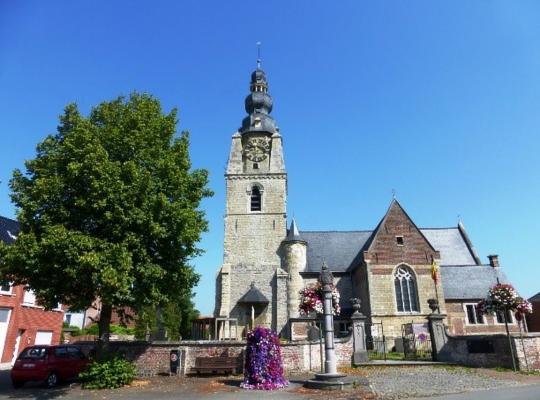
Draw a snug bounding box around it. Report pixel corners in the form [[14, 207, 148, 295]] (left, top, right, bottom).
[[67, 346, 86, 359], [18, 347, 47, 359], [54, 347, 69, 358]]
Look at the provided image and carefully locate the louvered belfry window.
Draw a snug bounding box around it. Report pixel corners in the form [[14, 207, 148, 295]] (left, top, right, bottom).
[[250, 186, 261, 211], [394, 265, 419, 312]]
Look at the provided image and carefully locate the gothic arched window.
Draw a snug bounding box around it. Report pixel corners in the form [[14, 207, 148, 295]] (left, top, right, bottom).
[[394, 265, 419, 312], [250, 186, 261, 211]]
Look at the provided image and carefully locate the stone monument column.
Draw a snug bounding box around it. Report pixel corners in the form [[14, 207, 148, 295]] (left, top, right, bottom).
[[350, 298, 368, 364], [305, 262, 368, 390], [426, 299, 448, 361], [321, 262, 337, 374]]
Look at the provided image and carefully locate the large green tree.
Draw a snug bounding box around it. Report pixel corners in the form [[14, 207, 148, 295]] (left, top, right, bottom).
[[0, 93, 211, 356]]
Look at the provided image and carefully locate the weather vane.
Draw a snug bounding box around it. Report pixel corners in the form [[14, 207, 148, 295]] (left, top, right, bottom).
[[392, 189, 396, 199], [256, 41, 262, 69]]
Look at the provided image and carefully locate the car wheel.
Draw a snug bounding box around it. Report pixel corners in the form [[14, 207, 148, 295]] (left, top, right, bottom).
[[12, 380, 24, 389], [46, 372, 59, 388]]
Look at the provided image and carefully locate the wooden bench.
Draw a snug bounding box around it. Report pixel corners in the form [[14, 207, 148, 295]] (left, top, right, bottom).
[[191, 356, 240, 375]]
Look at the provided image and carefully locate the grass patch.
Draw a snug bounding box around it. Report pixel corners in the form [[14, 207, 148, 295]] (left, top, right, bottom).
[[368, 351, 405, 361]]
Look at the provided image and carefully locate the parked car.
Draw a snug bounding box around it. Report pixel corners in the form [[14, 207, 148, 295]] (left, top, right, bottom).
[[11, 345, 90, 388]]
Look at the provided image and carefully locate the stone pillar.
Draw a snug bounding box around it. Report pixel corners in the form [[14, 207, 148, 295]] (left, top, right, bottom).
[[322, 284, 337, 374], [305, 263, 364, 390], [350, 298, 368, 364], [275, 267, 289, 335], [426, 300, 447, 361]]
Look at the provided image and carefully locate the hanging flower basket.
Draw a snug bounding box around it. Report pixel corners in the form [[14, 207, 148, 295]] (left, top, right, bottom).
[[241, 327, 288, 390], [477, 283, 533, 320], [298, 282, 340, 316]]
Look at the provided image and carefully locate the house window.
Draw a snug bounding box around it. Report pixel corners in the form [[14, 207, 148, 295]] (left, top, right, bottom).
[[250, 186, 261, 211], [0, 282, 11, 294], [464, 303, 485, 324], [394, 265, 419, 312], [496, 309, 514, 324], [396, 236, 404, 246], [23, 289, 36, 306]]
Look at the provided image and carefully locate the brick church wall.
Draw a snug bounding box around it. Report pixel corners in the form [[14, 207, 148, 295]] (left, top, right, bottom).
[[446, 300, 522, 335], [359, 201, 446, 338]]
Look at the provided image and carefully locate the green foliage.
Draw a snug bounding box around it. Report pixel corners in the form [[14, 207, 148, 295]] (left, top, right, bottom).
[[71, 323, 135, 337], [0, 93, 212, 345], [135, 293, 199, 340], [63, 323, 81, 334], [79, 358, 136, 389]]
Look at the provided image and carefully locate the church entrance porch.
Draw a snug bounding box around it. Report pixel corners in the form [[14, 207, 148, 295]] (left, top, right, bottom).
[[237, 282, 270, 338]]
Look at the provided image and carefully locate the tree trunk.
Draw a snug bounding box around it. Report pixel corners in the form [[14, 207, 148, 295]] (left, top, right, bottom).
[[97, 303, 113, 361]]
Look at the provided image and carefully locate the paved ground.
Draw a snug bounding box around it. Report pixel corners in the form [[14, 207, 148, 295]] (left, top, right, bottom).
[[408, 384, 540, 400], [360, 365, 532, 399], [0, 366, 539, 400]]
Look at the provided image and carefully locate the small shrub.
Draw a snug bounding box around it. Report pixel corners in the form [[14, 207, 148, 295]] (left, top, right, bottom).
[[79, 358, 136, 389]]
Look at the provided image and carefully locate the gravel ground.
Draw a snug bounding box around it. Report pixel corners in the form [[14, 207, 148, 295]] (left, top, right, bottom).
[[363, 366, 524, 399], [1, 366, 538, 400]]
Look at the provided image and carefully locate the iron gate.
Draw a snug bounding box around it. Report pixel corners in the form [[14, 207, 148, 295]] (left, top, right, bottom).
[[366, 322, 387, 360], [401, 322, 432, 361]]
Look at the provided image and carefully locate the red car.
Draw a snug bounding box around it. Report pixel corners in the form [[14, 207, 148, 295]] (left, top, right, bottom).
[[11, 345, 90, 388]]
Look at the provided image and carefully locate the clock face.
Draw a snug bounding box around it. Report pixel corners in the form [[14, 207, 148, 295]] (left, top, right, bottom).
[[244, 137, 270, 162]]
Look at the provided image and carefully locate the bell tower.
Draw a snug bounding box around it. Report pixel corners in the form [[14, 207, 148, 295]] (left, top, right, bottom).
[[215, 63, 288, 336]]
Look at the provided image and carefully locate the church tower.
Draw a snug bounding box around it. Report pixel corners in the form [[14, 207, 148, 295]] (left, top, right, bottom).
[[215, 64, 288, 337]]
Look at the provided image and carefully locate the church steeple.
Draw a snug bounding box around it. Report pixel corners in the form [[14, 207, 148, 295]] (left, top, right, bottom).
[[240, 66, 277, 133]]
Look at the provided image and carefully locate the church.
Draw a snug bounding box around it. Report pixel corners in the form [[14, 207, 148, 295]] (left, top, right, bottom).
[[214, 65, 520, 341]]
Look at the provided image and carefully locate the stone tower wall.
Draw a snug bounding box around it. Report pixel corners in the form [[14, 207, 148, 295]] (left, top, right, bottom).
[[282, 241, 307, 319], [223, 175, 286, 266]]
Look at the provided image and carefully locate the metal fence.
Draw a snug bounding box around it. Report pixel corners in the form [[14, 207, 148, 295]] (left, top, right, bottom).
[[401, 322, 432, 361], [366, 322, 388, 360]]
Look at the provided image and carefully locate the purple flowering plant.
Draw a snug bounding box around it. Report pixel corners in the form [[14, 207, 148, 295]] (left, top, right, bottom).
[[241, 327, 289, 390]]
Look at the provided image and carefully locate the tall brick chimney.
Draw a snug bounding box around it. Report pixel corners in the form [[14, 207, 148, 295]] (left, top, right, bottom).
[[488, 254, 500, 268]]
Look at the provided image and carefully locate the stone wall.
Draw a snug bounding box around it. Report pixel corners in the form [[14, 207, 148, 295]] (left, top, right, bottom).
[[367, 263, 446, 338], [81, 334, 354, 377], [437, 334, 515, 368], [433, 328, 540, 371], [227, 264, 276, 335], [513, 333, 540, 371]]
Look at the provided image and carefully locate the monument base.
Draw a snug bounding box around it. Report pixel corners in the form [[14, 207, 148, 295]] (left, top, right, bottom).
[[304, 373, 369, 391]]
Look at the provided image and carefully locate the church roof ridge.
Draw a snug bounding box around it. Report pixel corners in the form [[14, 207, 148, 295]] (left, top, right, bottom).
[[299, 229, 373, 233], [420, 226, 460, 230], [299, 227, 461, 233]]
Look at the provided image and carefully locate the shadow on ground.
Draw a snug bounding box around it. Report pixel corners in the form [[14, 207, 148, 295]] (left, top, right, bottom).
[[0, 370, 72, 400]]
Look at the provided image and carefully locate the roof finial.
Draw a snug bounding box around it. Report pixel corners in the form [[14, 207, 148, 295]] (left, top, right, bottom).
[[392, 189, 397, 199], [457, 214, 462, 224], [256, 41, 262, 69]]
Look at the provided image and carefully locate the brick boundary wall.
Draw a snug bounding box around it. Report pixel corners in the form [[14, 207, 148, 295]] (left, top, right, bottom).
[[73, 333, 353, 376]]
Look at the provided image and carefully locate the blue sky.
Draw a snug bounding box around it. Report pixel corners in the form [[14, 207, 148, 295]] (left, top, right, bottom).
[[1, 1, 539, 315]]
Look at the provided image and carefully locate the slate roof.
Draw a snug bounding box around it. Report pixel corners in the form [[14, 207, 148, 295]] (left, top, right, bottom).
[[285, 219, 305, 242], [238, 283, 269, 304], [529, 292, 540, 302], [0, 215, 19, 245], [299, 231, 372, 272], [299, 225, 481, 273], [421, 228, 479, 266], [440, 266, 510, 299]]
